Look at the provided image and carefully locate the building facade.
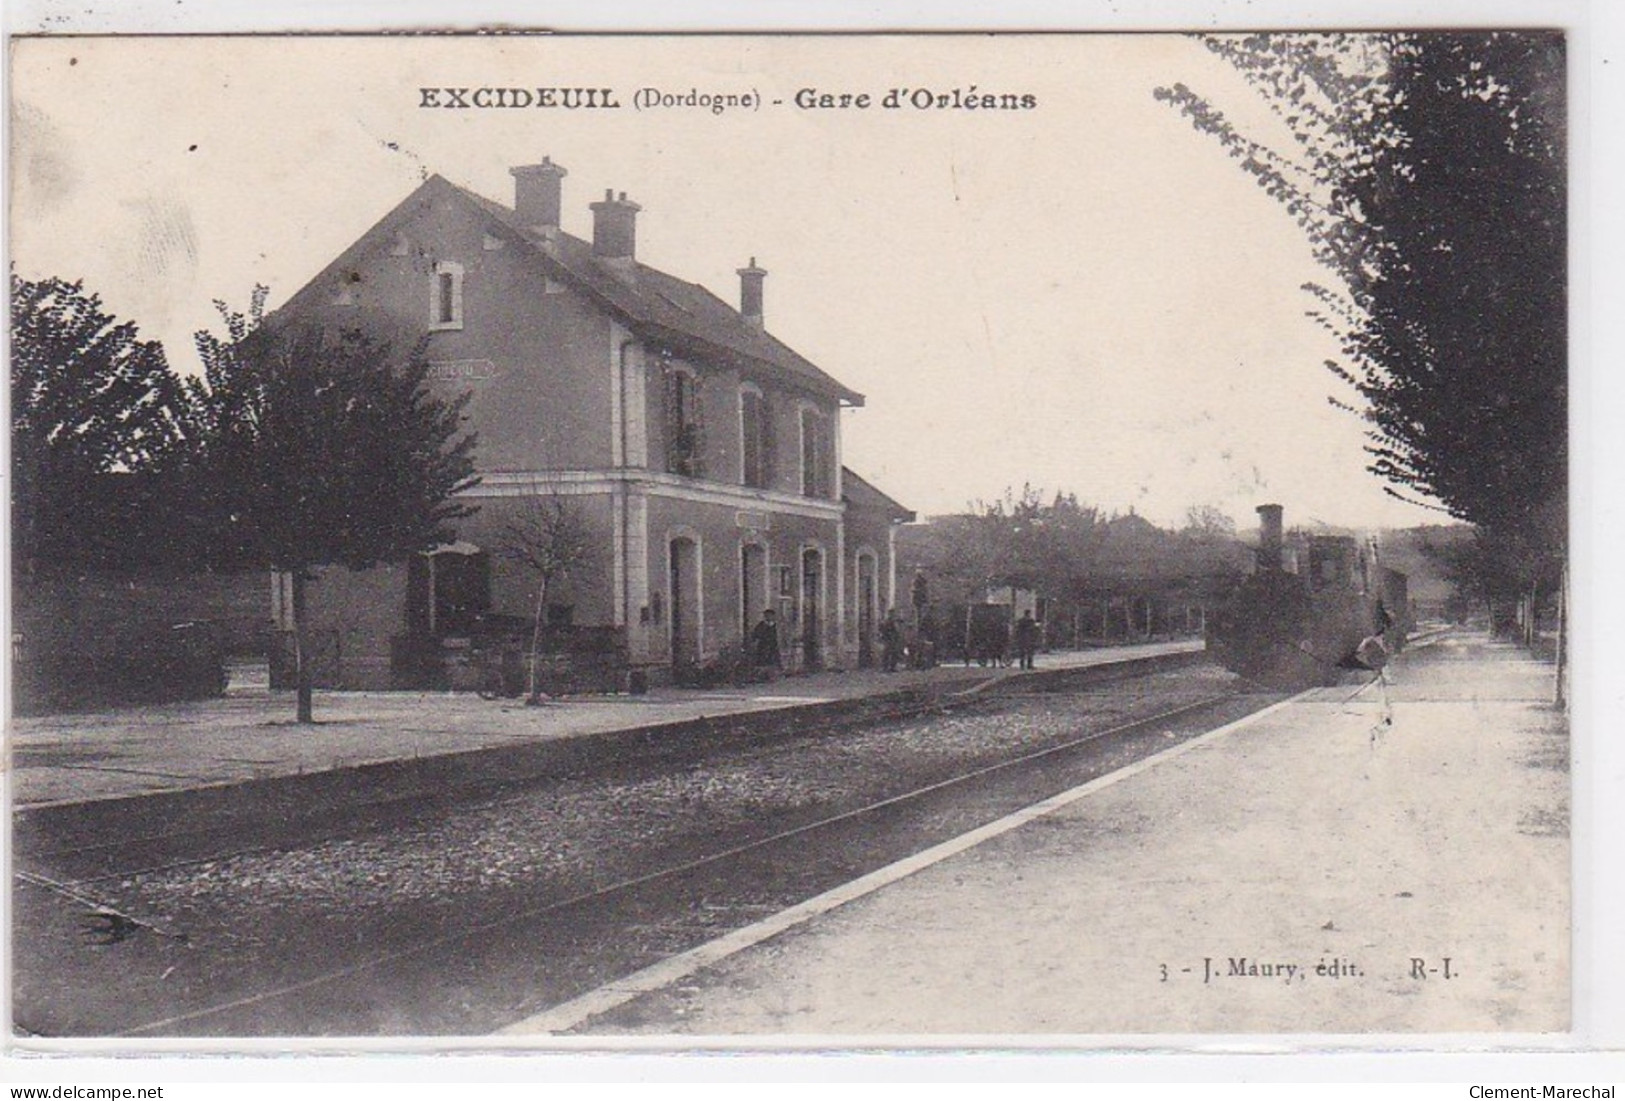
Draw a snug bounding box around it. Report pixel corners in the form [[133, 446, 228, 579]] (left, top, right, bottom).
[[269, 160, 912, 689]]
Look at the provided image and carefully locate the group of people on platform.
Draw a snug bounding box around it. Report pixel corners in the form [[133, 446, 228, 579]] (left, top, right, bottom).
[[747, 606, 1043, 677]]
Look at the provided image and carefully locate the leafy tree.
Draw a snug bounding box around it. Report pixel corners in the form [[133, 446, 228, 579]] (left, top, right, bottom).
[[192, 302, 480, 721], [494, 491, 595, 704], [967, 486, 1109, 595], [1182, 504, 1238, 540], [1156, 32, 1566, 622], [898, 487, 1244, 646], [10, 273, 194, 575], [181, 285, 270, 453]]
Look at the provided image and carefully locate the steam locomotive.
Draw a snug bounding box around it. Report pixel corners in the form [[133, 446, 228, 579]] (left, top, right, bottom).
[[1207, 504, 1410, 689]]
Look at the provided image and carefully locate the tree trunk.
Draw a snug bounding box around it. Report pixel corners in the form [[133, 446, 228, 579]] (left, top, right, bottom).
[[1526, 579, 1540, 649], [292, 569, 313, 724], [527, 577, 549, 704]]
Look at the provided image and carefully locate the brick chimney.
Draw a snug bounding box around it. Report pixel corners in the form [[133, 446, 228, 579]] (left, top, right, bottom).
[[737, 257, 766, 329], [509, 157, 567, 232], [1256, 503, 1284, 571], [590, 189, 640, 261]]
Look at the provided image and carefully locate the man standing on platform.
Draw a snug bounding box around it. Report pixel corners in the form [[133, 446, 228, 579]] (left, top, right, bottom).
[[1014, 609, 1041, 671], [750, 609, 783, 678], [880, 608, 905, 673]]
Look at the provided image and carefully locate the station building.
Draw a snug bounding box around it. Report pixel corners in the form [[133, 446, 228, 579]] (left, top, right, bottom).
[[267, 159, 913, 690]]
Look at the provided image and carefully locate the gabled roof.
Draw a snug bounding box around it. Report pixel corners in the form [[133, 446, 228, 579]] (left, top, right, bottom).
[[842, 466, 915, 522], [284, 173, 863, 406]]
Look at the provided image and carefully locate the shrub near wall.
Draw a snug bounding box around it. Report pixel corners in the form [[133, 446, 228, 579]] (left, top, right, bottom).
[[11, 573, 250, 714], [12, 619, 228, 715]]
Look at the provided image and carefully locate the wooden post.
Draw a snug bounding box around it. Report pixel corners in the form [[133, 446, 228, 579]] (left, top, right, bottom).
[[1554, 563, 1568, 708]]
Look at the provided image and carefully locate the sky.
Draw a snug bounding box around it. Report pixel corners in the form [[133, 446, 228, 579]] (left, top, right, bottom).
[[9, 32, 1496, 534]]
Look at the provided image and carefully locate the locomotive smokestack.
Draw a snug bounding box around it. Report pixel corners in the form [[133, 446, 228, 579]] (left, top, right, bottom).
[[1256, 503, 1284, 571]]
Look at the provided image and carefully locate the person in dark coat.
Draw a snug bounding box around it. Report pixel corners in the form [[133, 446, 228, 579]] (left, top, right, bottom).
[[750, 609, 782, 675], [1014, 610, 1041, 670], [915, 607, 939, 669], [879, 608, 905, 673]]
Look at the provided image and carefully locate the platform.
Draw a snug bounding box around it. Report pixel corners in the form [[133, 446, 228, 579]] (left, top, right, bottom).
[[7, 640, 1203, 811], [499, 631, 1572, 1037]]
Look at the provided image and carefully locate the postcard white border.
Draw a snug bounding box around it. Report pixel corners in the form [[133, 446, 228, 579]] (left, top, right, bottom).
[[2, 0, 1619, 1086]]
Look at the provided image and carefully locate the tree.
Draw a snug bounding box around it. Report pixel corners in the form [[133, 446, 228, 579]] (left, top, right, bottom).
[[181, 285, 270, 457], [1157, 33, 1566, 623], [10, 273, 194, 575], [192, 304, 479, 721], [900, 489, 1247, 649], [964, 486, 1106, 596], [494, 491, 595, 704], [1182, 504, 1238, 540]]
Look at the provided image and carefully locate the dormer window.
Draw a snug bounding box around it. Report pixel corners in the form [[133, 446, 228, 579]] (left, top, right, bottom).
[[430, 261, 464, 331]]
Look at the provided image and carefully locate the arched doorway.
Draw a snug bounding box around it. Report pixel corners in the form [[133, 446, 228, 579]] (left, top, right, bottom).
[[801, 546, 824, 671], [740, 542, 767, 641], [407, 541, 491, 640], [856, 551, 877, 669], [669, 535, 700, 669]]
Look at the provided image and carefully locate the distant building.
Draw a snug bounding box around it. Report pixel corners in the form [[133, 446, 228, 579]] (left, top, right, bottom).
[[267, 160, 912, 689]]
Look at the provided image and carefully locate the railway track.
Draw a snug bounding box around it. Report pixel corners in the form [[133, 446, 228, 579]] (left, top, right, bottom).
[[13, 663, 1281, 1037]]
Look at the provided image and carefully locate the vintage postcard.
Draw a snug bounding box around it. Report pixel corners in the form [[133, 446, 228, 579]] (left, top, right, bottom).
[[5, 22, 1598, 1069]]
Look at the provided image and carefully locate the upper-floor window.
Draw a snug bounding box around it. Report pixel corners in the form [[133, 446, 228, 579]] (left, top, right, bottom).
[[430, 261, 464, 331], [740, 385, 773, 489], [800, 405, 832, 499], [665, 364, 704, 478]]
